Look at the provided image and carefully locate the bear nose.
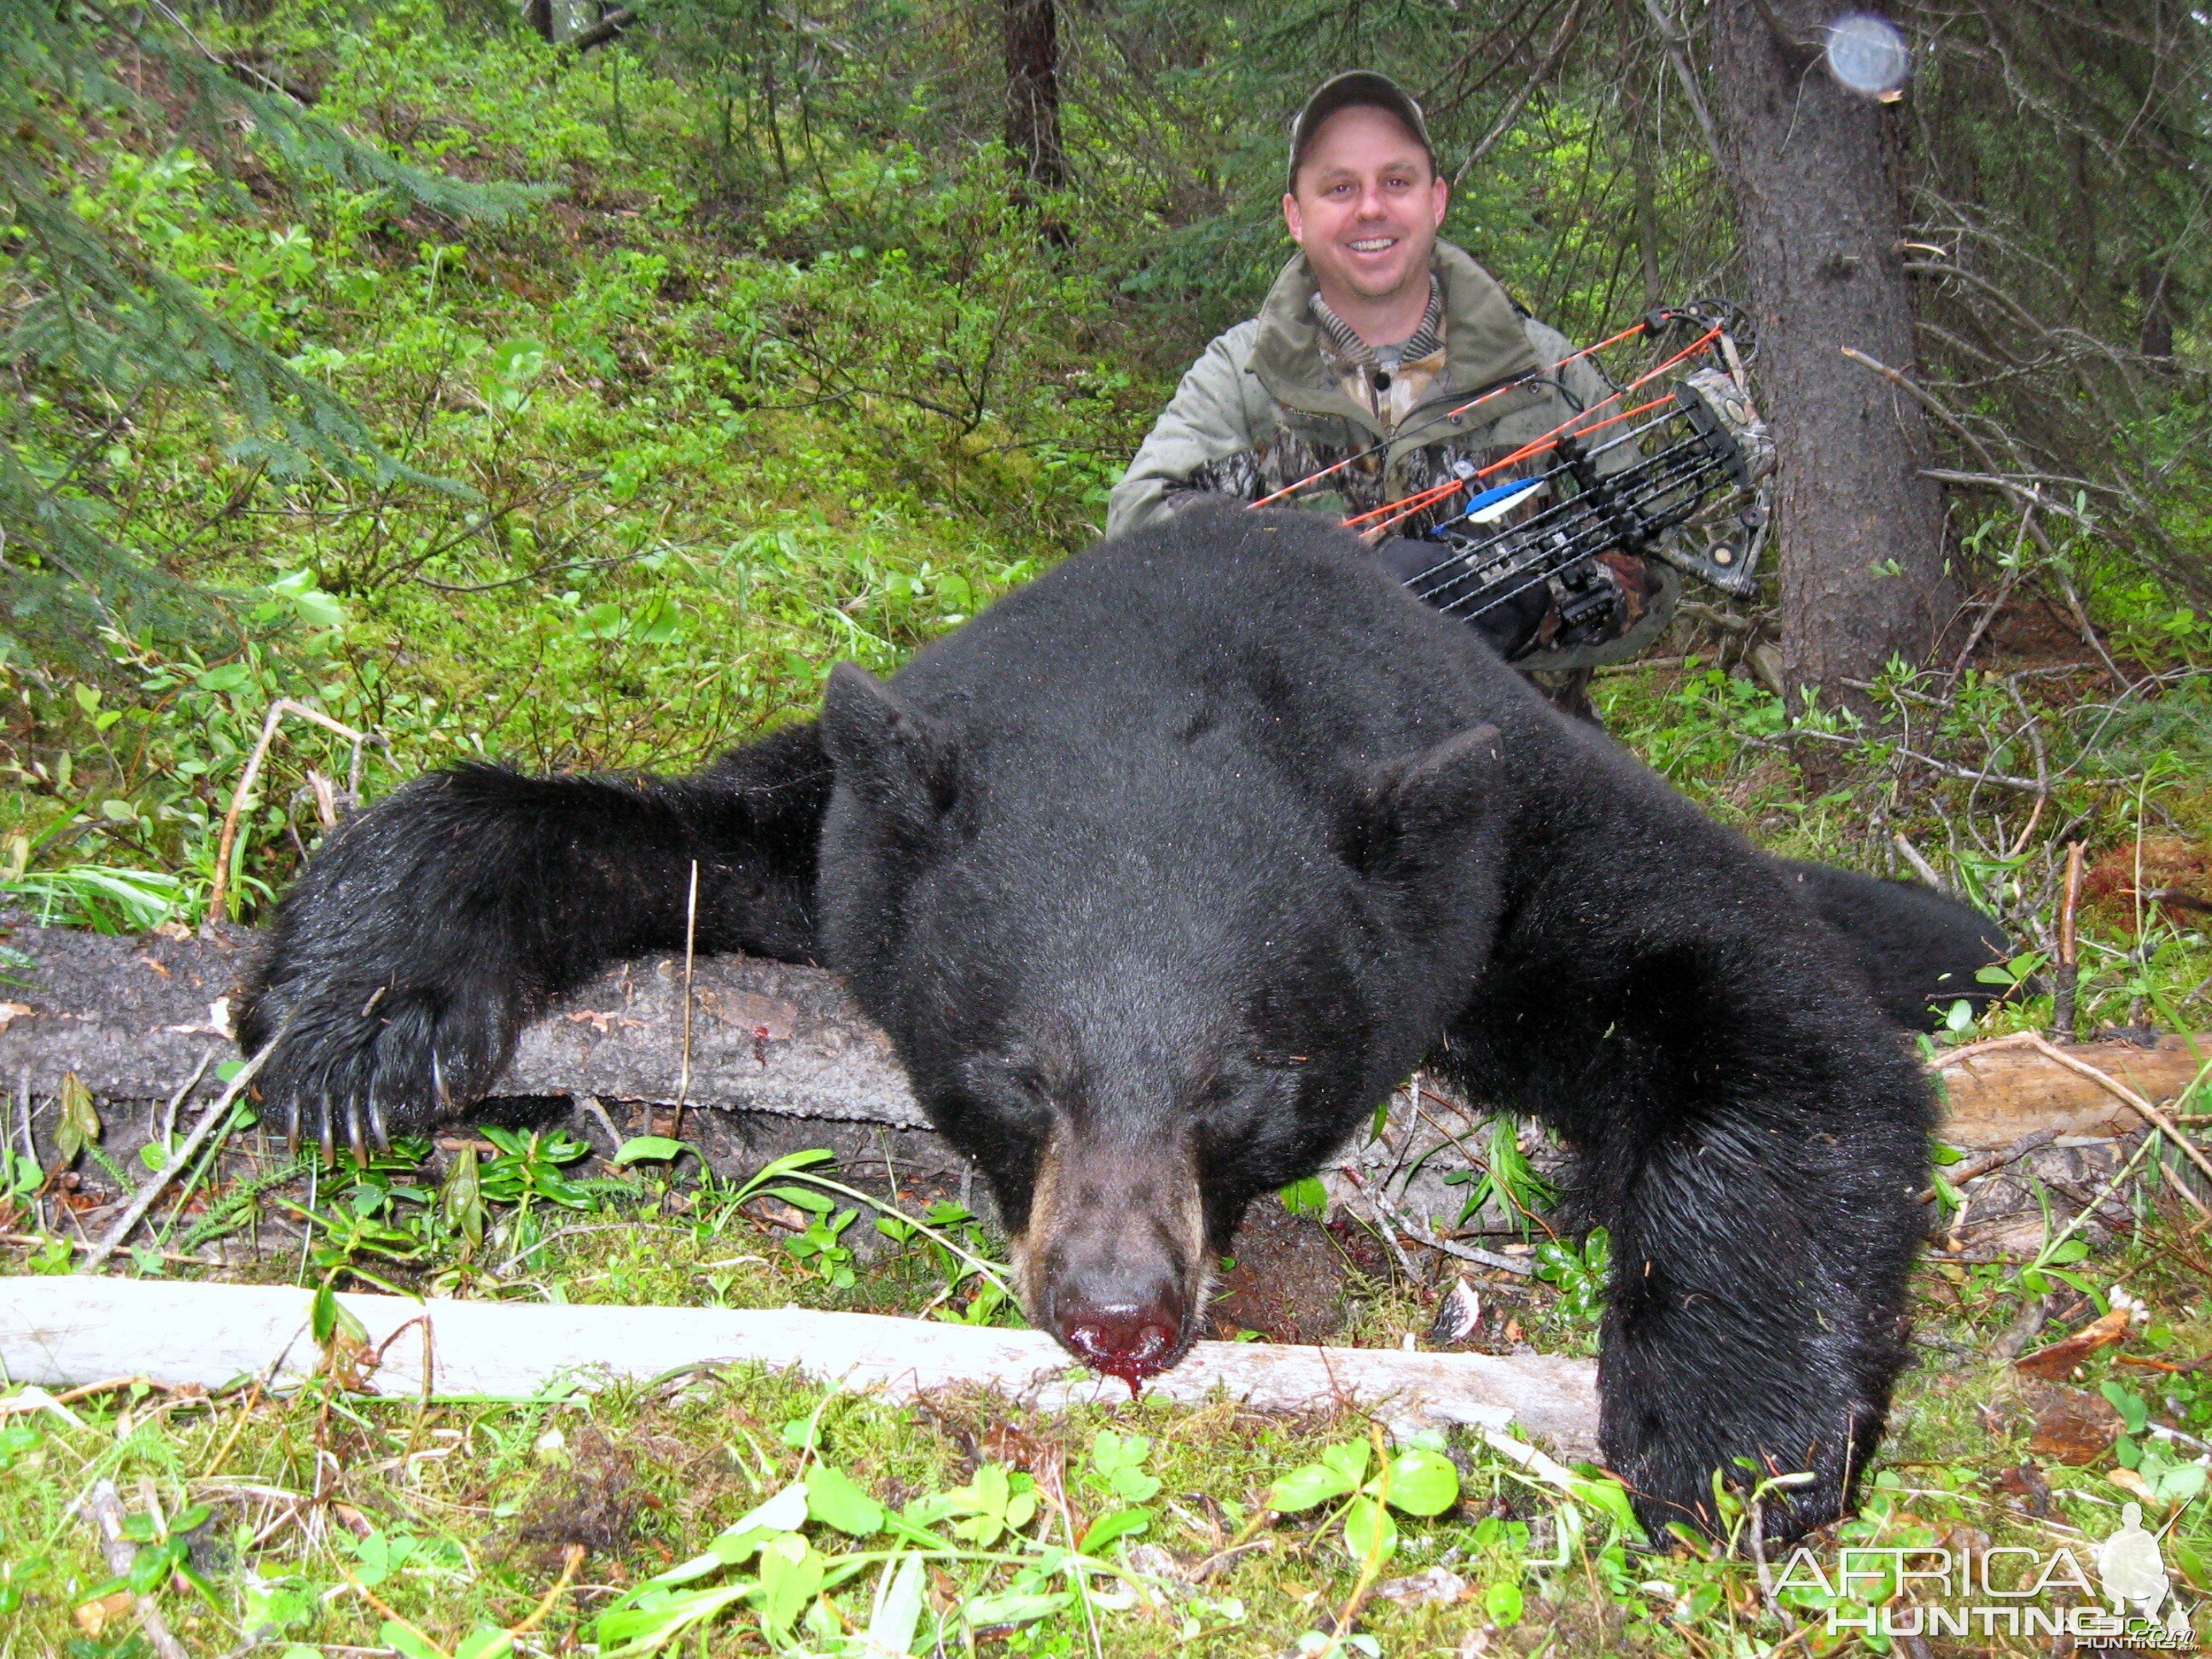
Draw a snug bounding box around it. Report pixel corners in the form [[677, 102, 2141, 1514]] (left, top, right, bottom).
[[1059, 1299, 1185, 1389]]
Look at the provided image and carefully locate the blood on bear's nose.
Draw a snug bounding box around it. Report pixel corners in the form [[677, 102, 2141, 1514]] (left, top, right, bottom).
[[1057, 1293, 1186, 1390]]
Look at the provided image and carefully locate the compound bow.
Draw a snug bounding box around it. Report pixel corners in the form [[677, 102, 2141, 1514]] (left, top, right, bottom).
[[1255, 301, 1773, 658]]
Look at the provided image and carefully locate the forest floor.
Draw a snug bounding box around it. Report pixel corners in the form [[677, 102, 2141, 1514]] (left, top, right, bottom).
[[3, 640, 2209, 1659]]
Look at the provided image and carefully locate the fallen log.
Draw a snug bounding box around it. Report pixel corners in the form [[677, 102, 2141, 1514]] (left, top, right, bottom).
[[0, 917, 2200, 1150], [0, 1276, 1601, 1455], [1933, 1031, 2208, 1148], [0, 914, 927, 1126]]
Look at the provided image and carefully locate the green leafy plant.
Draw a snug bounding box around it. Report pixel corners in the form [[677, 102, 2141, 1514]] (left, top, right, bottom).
[[1442, 1114, 1558, 1231], [731, 1149, 1019, 1319], [1534, 1225, 1611, 1324], [2103, 1381, 2211, 1506], [777, 1186, 860, 1289], [1265, 1429, 1462, 1569], [590, 1458, 1155, 1656]]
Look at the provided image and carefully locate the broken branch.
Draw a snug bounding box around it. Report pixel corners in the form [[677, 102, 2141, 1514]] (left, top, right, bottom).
[[77, 1480, 189, 1659], [3, 1276, 1603, 1456]]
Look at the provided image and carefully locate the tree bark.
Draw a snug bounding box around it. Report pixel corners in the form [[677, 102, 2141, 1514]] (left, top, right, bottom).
[[1003, 0, 1064, 189], [1706, 1, 1953, 700], [0, 917, 2197, 1151]]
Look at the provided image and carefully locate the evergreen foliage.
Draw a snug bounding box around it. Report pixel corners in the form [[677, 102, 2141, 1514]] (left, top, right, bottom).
[[0, 0, 542, 656]]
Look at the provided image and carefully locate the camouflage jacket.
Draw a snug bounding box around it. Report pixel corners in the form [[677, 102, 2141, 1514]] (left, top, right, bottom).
[[1105, 242, 1677, 668]]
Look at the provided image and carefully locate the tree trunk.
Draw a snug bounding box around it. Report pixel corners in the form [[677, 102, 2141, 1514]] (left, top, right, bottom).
[[1706, 1, 1953, 700], [1003, 0, 1064, 189]]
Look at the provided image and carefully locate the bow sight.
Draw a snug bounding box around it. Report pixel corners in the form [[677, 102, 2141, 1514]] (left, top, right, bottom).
[[1384, 303, 1773, 656]]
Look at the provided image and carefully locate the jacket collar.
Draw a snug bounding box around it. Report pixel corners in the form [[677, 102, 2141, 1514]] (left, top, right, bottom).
[[1249, 240, 1542, 428]]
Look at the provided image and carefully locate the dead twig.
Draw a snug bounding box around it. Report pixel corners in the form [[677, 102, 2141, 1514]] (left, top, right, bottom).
[[1454, 0, 1586, 182], [1337, 1167, 1535, 1277], [1917, 1129, 2058, 1203], [1790, 726, 2085, 795], [1893, 832, 1947, 891], [2004, 1031, 2212, 1199], [2054, 841, 2085, 1038], [154, 1048, 217, 1150], [2052, 568, 2140, 696], [78, 1479, 189, 1659], [78, 1040, 274, 1274], [208, 700, 376, 925]]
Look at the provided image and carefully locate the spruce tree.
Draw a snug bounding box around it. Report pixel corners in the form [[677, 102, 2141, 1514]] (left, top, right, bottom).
[[0, 0, 544, 660]]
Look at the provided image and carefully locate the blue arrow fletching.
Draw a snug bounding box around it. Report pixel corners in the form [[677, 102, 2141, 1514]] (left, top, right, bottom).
[[1460, 478, 1547, 525]]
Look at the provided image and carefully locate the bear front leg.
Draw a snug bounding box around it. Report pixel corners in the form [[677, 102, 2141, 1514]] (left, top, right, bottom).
[[1586, 1033, 1930, 1545], [238, 725, 829, 1160]]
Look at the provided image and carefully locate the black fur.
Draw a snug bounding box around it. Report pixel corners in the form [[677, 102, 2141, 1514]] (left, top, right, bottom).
[[237, 727, 828, 1161], [241, 503, 2005, 1541], [1782, 860, 2011, 1028]]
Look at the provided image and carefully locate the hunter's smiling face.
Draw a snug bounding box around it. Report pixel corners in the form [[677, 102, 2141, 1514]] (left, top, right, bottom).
[[1283, 104, 1449, 328]]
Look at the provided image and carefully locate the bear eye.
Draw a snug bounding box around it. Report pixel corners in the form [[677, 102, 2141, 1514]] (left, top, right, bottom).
[[1003, 1060, 1051, 1102]]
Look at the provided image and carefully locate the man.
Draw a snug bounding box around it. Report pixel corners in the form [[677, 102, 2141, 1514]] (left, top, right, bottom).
[[1107, 72, 1677, 680]]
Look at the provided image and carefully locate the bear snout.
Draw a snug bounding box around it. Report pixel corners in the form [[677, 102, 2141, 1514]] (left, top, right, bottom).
[[1012, 1133, 1210, 1390]]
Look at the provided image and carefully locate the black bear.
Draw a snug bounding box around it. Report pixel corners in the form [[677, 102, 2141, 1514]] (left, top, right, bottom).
[[240, 503, 2003, 1542]]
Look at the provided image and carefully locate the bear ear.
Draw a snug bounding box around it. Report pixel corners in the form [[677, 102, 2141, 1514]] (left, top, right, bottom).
[[820, 661, 956, 828], [1343, 723, 1506, 877]]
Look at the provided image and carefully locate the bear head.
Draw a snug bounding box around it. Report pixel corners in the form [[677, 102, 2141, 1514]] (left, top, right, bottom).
[[813, 660, 1508, 1384]]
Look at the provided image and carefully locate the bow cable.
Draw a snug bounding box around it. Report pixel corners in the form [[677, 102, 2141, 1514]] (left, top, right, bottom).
[[1245, 316, 1661, 510], [1347, 326, 1721, 538]]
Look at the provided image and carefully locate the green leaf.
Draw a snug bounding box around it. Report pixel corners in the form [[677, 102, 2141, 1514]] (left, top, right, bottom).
[[701, 1484, 809, 1571], [2156, 1460, 2206, 1505], [1279, 1175, 1329, 1218], [379, 1621, 450, 1659], [765, 1184, 836, 1214], [1566, 1468, 1645, 1539], [55, 1073, 100, 1163], [1266, 1461, 1357, 1512], [2100, 1381, 2151, 1435], [866, 1552, 927, 1656], [1077, 1505, 1151, 1551], [129, 1539, 179, 1594], [1110, 1464, 1161, 1502], [595, 1581, 756, 1655], [310, 1278, 367, 1348], [1321, 1439, 1371, 1485], [1484, 1580, 1525, 1625], [1342, 1495, 1397, 1563], [451, 1627, 516, 1659], [440, 1144, 484, 1252], [804, 1464, 886, 1536], [754, 1534, 823, 1637], [1377, 1448, 1460, 1516], [612, 1136, 690, 1166], [490, 337, 548, 383], [961, 1589, 1069, 1629]]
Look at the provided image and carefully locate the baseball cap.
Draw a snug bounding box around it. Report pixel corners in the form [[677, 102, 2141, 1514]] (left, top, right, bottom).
[[1288, 72, 1437, 189]]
